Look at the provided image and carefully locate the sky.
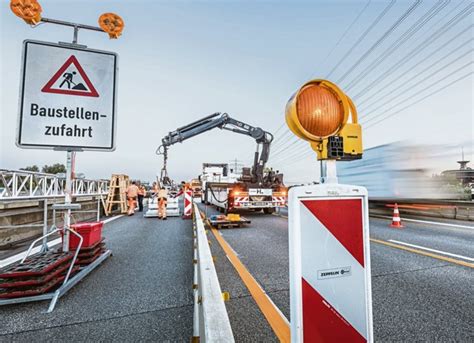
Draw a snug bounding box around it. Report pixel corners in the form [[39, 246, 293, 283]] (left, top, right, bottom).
[[1, 0, 473, 184]]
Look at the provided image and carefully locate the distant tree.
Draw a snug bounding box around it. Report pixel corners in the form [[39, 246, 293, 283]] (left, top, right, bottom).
[[42, 163, 66, 174], [20, 165, 39, 172]]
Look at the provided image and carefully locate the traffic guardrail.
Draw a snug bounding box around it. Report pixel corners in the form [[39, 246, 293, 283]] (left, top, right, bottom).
[[0, 169, 109, 200], [192, 203, 234, 342]]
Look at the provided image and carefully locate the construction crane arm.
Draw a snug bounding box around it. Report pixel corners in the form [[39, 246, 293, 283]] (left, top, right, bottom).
[[157, 112, 273, 185]]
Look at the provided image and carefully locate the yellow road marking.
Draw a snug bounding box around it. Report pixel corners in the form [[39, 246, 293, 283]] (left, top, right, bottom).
[[207, 220, 291, 342], [370, 238, 474, 269]]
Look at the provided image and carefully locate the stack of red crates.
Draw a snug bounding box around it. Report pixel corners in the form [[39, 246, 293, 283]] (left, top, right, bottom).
[[0, 221, 106, 299]]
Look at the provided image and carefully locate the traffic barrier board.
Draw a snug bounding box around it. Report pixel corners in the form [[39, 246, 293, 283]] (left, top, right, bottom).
[[16, 40, 118, 151], [289, 184, 373, 342]]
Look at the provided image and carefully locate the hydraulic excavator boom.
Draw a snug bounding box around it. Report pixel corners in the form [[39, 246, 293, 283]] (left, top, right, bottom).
[[157, 112, 273, 185]]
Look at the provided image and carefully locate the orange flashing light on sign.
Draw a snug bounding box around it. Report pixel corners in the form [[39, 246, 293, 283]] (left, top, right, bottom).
[[10, 0, 42, 25], [286, 79, 350, 141], [98, 13, 124, 39], [285, 79, 362, 161]]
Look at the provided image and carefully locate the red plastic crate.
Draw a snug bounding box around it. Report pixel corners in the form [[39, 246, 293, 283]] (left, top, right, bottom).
[[67, 222, 103, 250]]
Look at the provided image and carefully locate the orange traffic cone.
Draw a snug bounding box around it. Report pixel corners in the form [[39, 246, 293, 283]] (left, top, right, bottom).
[[390, 203, 404, 228]]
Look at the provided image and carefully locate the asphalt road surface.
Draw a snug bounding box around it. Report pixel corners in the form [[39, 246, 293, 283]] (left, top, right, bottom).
[[0, 213, 194, 342], [1, 202, 472, 342], [200, 203, 474, 342]]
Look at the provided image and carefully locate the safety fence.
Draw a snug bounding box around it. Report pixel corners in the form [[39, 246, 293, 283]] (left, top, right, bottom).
[[0, 169, 109, 200], [192, 203, 234, 342]]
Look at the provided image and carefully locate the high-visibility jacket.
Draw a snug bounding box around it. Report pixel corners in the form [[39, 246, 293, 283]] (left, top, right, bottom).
[[157, 188, 168, 199], [126, 184, 139, 198]]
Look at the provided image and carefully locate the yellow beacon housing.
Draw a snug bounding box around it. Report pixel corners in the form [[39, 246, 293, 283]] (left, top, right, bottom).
[[285, 79, 362, 161]]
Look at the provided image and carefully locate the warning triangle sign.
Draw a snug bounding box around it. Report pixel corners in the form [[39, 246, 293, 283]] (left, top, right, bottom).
[[41, 55, 99, 98]]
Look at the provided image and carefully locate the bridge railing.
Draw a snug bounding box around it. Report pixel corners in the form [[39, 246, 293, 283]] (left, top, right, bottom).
[[0, 169, 109, 200], [193, 203, 234, 342]]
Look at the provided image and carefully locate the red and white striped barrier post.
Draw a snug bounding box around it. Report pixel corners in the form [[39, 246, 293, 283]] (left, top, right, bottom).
[[183, 189, 193, 219], [289, 184, 373, 342]]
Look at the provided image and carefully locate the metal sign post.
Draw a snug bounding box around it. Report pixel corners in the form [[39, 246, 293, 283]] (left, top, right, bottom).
[[62, 151, 72, 252]]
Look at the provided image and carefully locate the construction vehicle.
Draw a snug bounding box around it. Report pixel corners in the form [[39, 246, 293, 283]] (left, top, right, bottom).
[[157, 112, 286, 214]]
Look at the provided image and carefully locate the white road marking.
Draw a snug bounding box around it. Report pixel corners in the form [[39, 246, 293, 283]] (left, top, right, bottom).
[[388, 239, 474, 262], [375, 216, 474, 230], [103, 214, 124, 223], [0, 215, 123, 268]]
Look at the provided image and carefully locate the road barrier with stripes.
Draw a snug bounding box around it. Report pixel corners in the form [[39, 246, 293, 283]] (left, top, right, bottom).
[[184, 190, 193, 219], [289, 184, 373, 342], [192, 203, 234, 342]]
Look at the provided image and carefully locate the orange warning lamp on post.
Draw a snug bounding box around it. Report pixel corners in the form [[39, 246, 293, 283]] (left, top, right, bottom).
[[285, 79, 362, 160], [98, 13, 125, 39], [10, 0, 43, 25]]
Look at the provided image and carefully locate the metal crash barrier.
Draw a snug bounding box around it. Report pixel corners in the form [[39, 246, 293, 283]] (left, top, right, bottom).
[[0, 169, 109, 200], [192, 203, 234, 342]]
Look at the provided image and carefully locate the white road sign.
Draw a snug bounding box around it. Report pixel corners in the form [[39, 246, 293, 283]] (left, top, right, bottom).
[[17, 40, 118, 151]]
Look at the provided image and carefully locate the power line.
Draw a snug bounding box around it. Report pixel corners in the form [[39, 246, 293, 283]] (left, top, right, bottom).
[[271, 145, 312, 166], [273, 148, 314, 166], [274, 61, 473, 166], [271, 129, 295, 150], [270, 138, 304, 160], [271, 141, 309, 163], [362, 63, 473, 125], [344, 0, 450, 91], [357, 36, 473, 108], [315, 0, 372, 77], [271, 122, 286, 138], [354, 0, 469, 103], [271, 1, 372, 161], [325, 0, 396, 79], [274, 1, 414, 163], [272, 2, 472, 168], [277, 61, 473, 166], [364, 71, 473, 130], [272, 1, 398, 162], [360, 46, 473, 115], [351, 3, 473, 100], [336, 0, 423, 84]]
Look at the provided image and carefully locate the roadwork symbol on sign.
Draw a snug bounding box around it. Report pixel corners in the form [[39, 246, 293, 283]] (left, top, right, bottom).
[[17, 40, 118, 151], [41, 55, 99, 97]]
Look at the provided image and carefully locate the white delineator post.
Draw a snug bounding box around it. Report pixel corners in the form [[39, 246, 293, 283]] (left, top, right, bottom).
[[288, 164, 373, 342], [62, 151, 73, 252]]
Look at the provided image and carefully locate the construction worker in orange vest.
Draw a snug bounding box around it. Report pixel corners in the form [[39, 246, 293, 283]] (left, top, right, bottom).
[[126, 181, 139, 216], [157, 185, 168, 220]]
